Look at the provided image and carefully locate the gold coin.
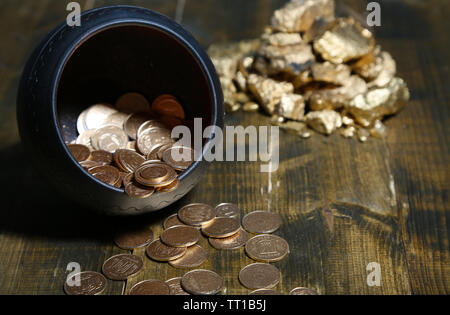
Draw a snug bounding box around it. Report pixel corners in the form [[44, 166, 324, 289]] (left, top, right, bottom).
[[238, 263, 280, 290], [208, 228, 248, 250], [163, 214, 187, 230], [88, 165, 120, 186], [116, 92, 150, 114], [67, 144, 91, 162], [245, 234, 289, 262], [181, 269, 223, 295], [242, 211, 281, 234], [89, 150, 113, 165], [146, 239, 187, 262], [178, 203, 216, 227], [169, 245, 207, 269], [202, 217, 241, 238], [160, 225, 201, 247], [165, 277, 190, 295], [129, 280, 170, 295]]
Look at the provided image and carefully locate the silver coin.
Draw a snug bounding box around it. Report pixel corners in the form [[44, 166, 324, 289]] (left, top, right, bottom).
[[84, 103, 117, 130]]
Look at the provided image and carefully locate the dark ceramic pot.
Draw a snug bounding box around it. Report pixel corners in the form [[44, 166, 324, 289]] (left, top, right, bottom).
[[17, 6, 223, 215]]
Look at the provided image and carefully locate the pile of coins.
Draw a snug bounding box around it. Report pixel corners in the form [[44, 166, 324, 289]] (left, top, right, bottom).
[[208, 0, 410, 142], [66, 92, 195, 198], [64, 202, 318, 295]]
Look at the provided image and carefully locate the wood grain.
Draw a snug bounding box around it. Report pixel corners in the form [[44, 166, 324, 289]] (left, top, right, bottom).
[[0, 0, 448, 295]]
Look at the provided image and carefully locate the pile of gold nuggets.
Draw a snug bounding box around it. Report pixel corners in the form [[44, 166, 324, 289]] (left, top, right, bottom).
[[208, 0, 410, 141]]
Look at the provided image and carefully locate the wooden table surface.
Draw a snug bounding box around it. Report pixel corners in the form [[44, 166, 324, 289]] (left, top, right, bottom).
[[0, 0, 448, 295]]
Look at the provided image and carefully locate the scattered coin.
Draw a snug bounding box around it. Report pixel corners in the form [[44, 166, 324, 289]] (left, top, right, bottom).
[[129, 279, 170, 295], [165, 277, 190, 295], [289, 287, 319, 295], [178, 203, 216, 227], [146, 239, 187, 262], [208, 228, 248, 250], [160, 225, 201, 247], [248, 289, 283, 295], [102, 254, 143, 281], [181, 269, 224, 295], [64, 271, 107, 295], [89, 150, 113, 165], [163, 214, 187, 229], [88, 165, 120, 186], [169, 245, 207, 268], [242, 211, 281, 234], [116, 92, 151, 114], [245, 234, 289, 262], [239, 263, 281, 289], [114, 226, 154, 250], [202, 217, 241, 238], [67, 144, 91, 162], [215, 203, 240, 218]]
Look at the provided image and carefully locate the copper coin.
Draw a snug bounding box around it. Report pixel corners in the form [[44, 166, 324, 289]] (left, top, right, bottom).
[[125, 180, 155, 199], [116, 92, 150, 114], [146, 239, 187, 262], [202, 217, 241, 238], [88, 165, 120, 185], [161, 225, 201, 247], [114, 226, 154, 250], [157, 178, 180, 193], [80, 160, 100, 171], [215, 203, 240, 219], [102, 254, 143, 281], [289, 287, 319, 295], [113, 174, 123, 188], [169, 245, 207, 269], [114, 149, 145, 173], [135, 162, 176, 187], [64, 271, 107, 295], [123, 173, 134, 187], [152, 96, 185, 120], [146, 144, 164, 160], [165, 277, 190, 295], [249, 289, 283, 295], [129, 279, 170, 295], [68, 144, 91, 162], [152, 94, 177, 106], [159, 115, 183, 129], [178, 203, 216, 227], [163, 214, 187, 229], [245, 234, 289, 262], [157, 143, 175, 160], [242, 211, 281, 234], [89, 150, 113, 165], [181, 269, 224, 295], [162, 146, 194, 171], [124, 112, 153, 140], [208, 228, 248, 250], [239, 263, 280, 289]]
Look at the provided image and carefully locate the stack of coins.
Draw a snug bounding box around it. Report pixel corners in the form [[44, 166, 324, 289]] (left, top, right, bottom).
[[66, 92, 195, 198], [64, 202, 318, 295]]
